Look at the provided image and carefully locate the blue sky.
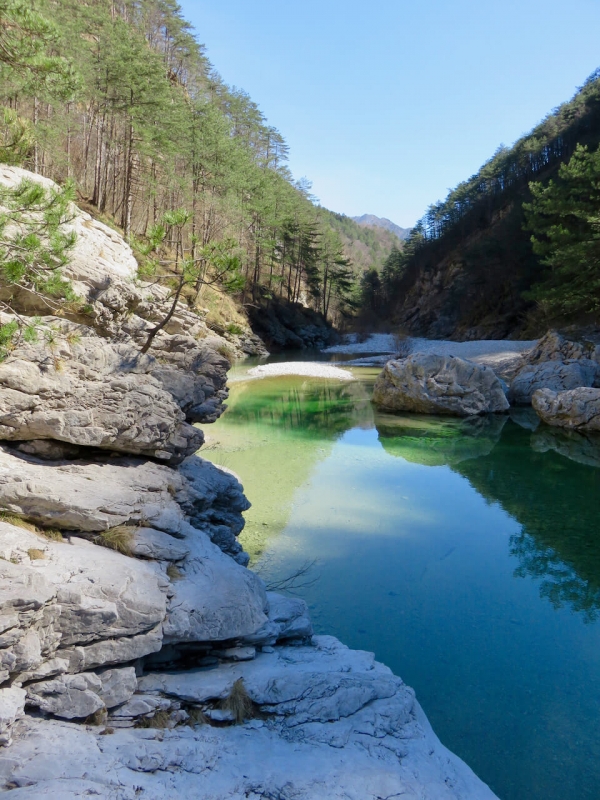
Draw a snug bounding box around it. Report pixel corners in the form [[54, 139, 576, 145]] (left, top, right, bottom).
[[178, 0, 600, 227]]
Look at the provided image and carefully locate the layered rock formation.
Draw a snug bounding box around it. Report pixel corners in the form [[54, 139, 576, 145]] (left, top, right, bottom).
[[508, 331, 600, 406], [0, 167, 497, 798], [373, 353, 509, 416]]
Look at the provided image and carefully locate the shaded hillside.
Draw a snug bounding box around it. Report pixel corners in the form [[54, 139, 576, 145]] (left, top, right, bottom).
[[390, 71, 600, 339], [352, 214, 411, 240]]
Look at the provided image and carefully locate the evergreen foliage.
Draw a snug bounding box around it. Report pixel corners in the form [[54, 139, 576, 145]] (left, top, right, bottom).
[[0, 0, 371, 326], [524, 144, 600, 318], [392, 70, 600, 328]]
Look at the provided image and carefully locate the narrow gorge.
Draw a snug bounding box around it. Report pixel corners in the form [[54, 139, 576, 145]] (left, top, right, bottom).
[[0, 167, 497, 799]]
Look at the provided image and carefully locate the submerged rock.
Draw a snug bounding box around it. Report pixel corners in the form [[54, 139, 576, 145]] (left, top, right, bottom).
[[373, 354, 509, 416]]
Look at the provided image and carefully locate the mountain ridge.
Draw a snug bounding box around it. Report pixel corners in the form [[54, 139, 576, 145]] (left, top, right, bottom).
[[351, 214, 411, 240]]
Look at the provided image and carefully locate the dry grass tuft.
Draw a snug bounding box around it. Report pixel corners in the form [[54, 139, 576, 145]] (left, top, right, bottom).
[[96, 525, 135, 556], [84, 708, 107, 726], [136, 710, 172, 729], [0, 512, 38, 534], [41, 528, 64, 541], [186, 707, 209, 727], [0, 511, 63, 541], [222, 678, 254, 724], [27, 548, 45, 560], [166, 563, 183, 581]]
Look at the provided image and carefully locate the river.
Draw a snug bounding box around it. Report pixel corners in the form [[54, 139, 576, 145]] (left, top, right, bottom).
[[202, 358, 600, 800]]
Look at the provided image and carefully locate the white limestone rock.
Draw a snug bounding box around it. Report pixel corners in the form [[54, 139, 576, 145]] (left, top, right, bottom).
[[25, 667, 136, 719], [0, 165, 138, 289], [0, 687, 25, 746], [508, 359, 598, 405], [0, 521, 168, 681], [532, 387, 600, 432], [162, 521, 267, 644], [0, 327, 204, 464], [373, 354, 509, 416], [0, 448, 250, 561], [130, 528, 190, 562], [177, 456, 251, 562], [1, 638, 498, 798], [242, 591, 313, 646], [26, 672, 105, 719], [0, 446, 186, 533], [524, 329, 600, 366], [96, 667, 138, 709]]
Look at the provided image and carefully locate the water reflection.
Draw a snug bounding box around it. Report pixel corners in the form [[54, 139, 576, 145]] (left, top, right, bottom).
[[375, 412, 507, 466], [223, 376, 373, 439], [374, 408, 600, 618], [455, 421, 600, 620], [531, 426, 600, 468], [204, 369, 600, 799]]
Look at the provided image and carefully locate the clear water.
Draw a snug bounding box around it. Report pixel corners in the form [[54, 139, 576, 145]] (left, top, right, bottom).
[[203, 365, 600, 800]]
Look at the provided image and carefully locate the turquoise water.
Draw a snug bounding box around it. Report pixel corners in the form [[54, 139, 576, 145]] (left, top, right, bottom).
[[204, 366, 600, 800]]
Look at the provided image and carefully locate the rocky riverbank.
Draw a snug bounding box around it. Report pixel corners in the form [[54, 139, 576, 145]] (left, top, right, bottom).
[[0, 167, 497, 798]]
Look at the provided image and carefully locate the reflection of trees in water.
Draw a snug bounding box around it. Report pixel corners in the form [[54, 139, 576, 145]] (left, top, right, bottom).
[[455, 422, 600, 621], [375, 413, 507, 466], [511, 531, 600, 622], [225, 378, 373, 438]]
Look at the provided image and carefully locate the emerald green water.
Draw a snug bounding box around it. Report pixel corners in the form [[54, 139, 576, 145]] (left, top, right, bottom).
[[203, 366, 600, 800]]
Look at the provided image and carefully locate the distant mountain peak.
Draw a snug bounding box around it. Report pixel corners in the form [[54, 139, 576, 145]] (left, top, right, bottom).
[[351, 214, 410, 240]]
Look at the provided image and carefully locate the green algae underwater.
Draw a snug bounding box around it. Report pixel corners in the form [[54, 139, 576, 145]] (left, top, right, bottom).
[[202, 366, 600, 800]]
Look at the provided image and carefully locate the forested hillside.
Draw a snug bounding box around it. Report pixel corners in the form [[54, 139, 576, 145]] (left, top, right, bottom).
[[386, 71, 600, 339], [320, 209, 401, 272], [0, 0, 370, 332]]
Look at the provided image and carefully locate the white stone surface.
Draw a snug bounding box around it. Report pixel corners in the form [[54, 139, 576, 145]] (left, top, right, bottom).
[[0, 165, 138, 286], [509, 359, 598, 405], [324, 332, 535, 358], [0, 687, 25, 746], [533, 387, 600, 432], [0, 326, 203, 464], [245, 362, 354, 381], [373, 354, 509, 416], [1, 638, 498, 798]]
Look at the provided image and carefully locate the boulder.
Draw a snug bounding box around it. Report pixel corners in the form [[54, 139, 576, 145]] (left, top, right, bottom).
[[508, 359, 598, 405], [242, 592, 313, 646], [130, 528, 190, 562], [524, 330, 599, 366], [162, 521, 267, 644], [26, 667, 137, 719], [532, 387, 600, 432], [0, 325, 204, 464], [373, 354, 509, 416], [26, 673, 105, 719]]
